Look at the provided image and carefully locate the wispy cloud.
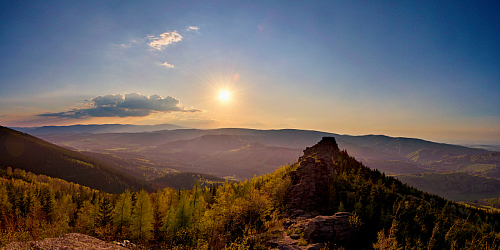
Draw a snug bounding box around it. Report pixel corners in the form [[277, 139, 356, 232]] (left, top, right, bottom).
[[147, 31, 182, 50], [187, 26, 199, 31], [162, 62, 175, 68], [38, 93, 200, 118]]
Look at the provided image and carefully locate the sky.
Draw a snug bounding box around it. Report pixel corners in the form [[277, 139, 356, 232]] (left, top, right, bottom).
[[1, 0, 499, 144]]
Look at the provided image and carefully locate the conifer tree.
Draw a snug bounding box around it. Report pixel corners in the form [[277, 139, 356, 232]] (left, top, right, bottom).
[[113, 190, 132, 235], [131, 190, 153, 241], [40, 187, 55, 222], [98, 196, 113, 228]]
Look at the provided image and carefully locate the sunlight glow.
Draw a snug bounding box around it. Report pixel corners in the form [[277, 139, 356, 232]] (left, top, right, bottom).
[[219, 90, 230, 101]]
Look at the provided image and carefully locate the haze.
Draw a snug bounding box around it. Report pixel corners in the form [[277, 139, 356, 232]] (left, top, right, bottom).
[[1, 1, 499, 144]]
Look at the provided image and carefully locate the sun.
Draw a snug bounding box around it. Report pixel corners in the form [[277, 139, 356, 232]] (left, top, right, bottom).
[[219, 90, 230, 101]]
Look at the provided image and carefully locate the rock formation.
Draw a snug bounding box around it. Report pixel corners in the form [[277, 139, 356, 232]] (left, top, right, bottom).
[[272, 137, 359, 249], [286, 137, 339, 215]]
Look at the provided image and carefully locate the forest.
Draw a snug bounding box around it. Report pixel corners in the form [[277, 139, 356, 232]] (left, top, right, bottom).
[[2, 148, 500, 249]]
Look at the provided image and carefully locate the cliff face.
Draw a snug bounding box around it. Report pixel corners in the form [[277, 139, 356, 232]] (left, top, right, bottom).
[[286, 137, 339, 215]]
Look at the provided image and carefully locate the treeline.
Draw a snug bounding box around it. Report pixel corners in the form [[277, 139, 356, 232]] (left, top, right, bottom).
[[151, 172, 229, 190], [328, 151, 500, 249], [2, 150, 500, 249], [0, 164, 292, 249]]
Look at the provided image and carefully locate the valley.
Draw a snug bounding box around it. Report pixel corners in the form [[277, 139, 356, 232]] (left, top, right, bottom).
[[3, 124, 500, 203]]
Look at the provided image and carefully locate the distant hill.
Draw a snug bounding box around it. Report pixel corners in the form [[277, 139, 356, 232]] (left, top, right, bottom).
[[80, 151, 182, 180], [337, 134, 488, 163], [396, 172, 500, 201], [152, 134, 257, 154], [32, 128, 491, 179], [11, 123, 185, 134], [360, 159, 432, 175], [151, 172, 228, 190], [421, 151, 500, 173], [147, 134, 302, 180], [0, 126, 152, 193]]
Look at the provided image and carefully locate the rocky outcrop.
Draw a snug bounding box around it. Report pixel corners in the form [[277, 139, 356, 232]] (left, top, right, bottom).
[[3, 233, 129, 250], [273, 137, 359, 249], [286, 137, 339, 215]]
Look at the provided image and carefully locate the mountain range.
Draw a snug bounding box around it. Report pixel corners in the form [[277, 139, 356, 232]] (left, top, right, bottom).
[[27, 126, 491, 177], [5, 124, 500, 201], [11, 123, 185, 134]]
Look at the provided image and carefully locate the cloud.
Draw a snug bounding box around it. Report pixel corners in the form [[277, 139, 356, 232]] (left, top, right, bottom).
[[147, 31, 182, 50], [38, 93, 201, 118], [162, 62, 175, 68], [187, 26, 199, 31]]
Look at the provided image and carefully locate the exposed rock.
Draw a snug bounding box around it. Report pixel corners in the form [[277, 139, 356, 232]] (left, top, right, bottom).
[[285, 137, 340, 214], [3, 233, 128, 250], [303, 215, 336, 242], [275, 138, 359, 249], [332, 212, 359, 245], [278, 244, 301, 250], [300, 137, 340, 163], [303, 212, 358, 246]]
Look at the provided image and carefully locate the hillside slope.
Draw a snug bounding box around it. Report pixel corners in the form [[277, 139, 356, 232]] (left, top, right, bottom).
[[151, 172, 228, 190], [147, 134, 302, 180], [422, 151, 500, 173], [396, 172, 500, 201], [0, 126, 151, 193]]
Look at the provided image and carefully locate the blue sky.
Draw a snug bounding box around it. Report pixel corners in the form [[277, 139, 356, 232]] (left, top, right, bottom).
[[1, 0, 499, 143]]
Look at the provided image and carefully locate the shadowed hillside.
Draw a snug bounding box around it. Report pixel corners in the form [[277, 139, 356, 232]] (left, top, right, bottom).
[[0, 126, 152, 193]]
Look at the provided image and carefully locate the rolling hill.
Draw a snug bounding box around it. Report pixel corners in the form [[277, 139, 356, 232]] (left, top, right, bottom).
[[421, 151, 500, 173], [28, 126, 494, 179], [396, 172, 500, 201], [146, 134, 302, 180], [0, 126, 152, 193], [11, 123, 185, 134]]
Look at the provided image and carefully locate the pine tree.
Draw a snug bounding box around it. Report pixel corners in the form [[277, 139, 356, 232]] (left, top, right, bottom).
[[338, 201, 345, 212], [98, 195, 113, 228], [373, 219, 402, 250], [40, 187, 55, 222], [131, 190, 153, 241]]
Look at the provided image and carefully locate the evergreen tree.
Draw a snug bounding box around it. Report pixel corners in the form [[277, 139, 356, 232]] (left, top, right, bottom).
[[40, 187, 55, 222], [338, 201, 345, 212], [113, 190, 132, 235], [98, 195, 113, 228], [131, 190, 153, 241]]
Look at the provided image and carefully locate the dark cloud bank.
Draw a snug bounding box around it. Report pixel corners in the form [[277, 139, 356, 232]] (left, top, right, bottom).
[[39, 93, 200, 118]]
